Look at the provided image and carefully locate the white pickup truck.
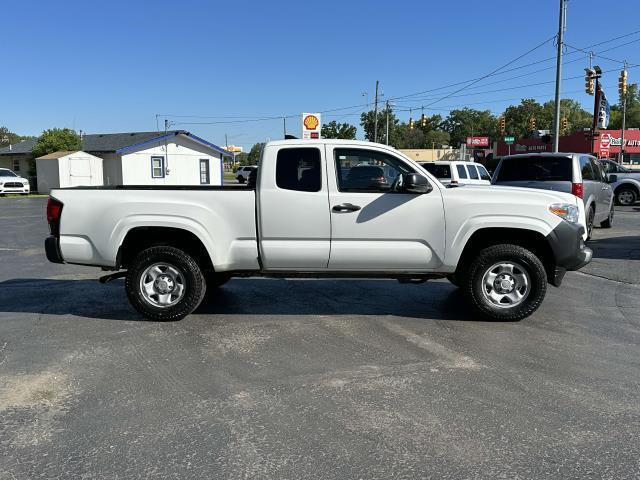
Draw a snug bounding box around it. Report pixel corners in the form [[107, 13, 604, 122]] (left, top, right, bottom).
[[45, 140, 592, 322]]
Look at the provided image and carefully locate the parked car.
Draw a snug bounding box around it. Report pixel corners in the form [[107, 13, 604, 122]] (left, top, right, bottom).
[[45, 139, 591, 322], [235, 165, 257, 184], [418, 161, 491, 186], [492, 153, 614, 238], [599, 159, 640, 206], [0, 168, 30, 195]]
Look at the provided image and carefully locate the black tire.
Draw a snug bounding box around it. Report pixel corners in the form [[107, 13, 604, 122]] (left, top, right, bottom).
[[204, 272, 232, 289], [446, 274, 460, 287], [237, 175, 245, 184], [615, 187, 637, 206], [600, 204, 614, 228], [586, 206, 595, 240], [463, 244, 547, 321], [125, 246, 206, 321]]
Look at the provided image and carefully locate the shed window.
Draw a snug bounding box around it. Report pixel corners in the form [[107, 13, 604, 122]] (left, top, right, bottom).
[[151, 156, 165, 178], [12, 159, 20, 172], [200, 159, 210, 184]]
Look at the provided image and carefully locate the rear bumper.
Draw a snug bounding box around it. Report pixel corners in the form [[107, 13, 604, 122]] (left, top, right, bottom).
[[45, 236, 64, 264], [546, 221, 593, 286]]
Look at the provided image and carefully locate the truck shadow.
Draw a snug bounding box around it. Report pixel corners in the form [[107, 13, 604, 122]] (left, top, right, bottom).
[[587, 235, 640, 260], [0, 277, 482, 322]]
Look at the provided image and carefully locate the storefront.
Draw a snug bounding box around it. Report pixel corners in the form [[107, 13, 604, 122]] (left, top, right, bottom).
[[495, 130, 640, 165]]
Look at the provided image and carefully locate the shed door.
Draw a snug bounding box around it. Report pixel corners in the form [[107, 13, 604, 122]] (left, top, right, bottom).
[[68, 158, 93, 186]]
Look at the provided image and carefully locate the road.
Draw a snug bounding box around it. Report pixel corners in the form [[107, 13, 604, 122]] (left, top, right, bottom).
[[1, 198, 639, 479]]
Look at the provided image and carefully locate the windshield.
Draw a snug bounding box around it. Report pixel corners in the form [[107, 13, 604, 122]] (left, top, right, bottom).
[[420, 163, 451, 179], [496, 156, 572, 182], [0, 169, 17, 177]]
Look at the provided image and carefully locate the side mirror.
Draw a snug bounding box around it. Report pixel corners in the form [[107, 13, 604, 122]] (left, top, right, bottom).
[[403, 173, 433, 194], [608, 174, 618, 184]]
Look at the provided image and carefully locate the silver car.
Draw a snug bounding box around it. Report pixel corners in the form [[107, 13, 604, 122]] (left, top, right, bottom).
[[492, 153, 614, 238], [599, 159, 640, 206]]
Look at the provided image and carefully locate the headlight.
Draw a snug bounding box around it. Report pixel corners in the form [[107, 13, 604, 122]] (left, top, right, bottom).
[[549, 203, 579, 223], [23, 181, 29, 186]]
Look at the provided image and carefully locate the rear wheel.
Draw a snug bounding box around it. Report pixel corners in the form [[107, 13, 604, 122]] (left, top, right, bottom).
[[615, 187, 637, 206], [600, 204, 614, 228], [237, 175, 246, 184], [464, 244, 547, 321], [125, 246, 206, 321]]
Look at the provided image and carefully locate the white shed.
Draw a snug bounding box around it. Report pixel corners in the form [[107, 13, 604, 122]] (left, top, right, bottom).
[[36, 151, 103, 193]]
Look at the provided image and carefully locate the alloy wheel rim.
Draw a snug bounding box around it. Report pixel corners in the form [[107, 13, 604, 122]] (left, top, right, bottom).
[[139, 262, 186, 308], [618, 191, 634, 205], [481, 261, 531, 309]]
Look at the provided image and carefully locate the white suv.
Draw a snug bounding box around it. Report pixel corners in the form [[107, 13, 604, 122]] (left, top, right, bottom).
[[0, 168, 30, 195], [235, 165, 258, 184], [419, 161, 491, 186]]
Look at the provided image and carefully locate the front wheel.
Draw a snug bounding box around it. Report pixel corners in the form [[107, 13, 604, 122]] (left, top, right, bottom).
[[615, 187, 637, 206], [125, 246, 206, 321], [600, 204, 614, 228], [237, 175, 245, 184], [463, 244, 547, 321]]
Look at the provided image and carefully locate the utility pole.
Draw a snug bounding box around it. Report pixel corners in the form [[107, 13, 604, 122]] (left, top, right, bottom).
[[283, 117, 287, 139], [225, 133, 228, 150], [619, 62, 628, 163], [373, 80, 380, 143], [591, 67, 602, 155], [552, 0, 567, 153], [385, 100, 390, 145]]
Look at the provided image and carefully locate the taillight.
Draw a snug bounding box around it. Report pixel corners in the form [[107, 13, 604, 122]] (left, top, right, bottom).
[[571, 182, 584, 199], [46, 197, 63, 236]]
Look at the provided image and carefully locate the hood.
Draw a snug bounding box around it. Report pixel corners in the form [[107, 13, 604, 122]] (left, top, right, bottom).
[[453, 183, 578, 204], [0, 175, 29, 183]]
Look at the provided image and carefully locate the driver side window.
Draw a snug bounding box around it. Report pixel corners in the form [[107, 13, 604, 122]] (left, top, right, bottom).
[[334, 148, 415, 193]]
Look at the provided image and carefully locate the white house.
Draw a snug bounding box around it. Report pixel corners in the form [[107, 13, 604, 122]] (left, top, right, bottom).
[[82, 130, 230, 186], [35, 150, 104, 193]]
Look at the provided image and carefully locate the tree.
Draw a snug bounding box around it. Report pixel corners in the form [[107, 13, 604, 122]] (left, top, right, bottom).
[[360, 107, 398, 143], [610, 83, 640, 129], [539, 99, 591, 134], [246, 142, 265, 165], [441, 108, 499, 146], [321, 121, 357, 139], [32, 128, 81, 158], [0, 127, 35, 147], [424, 130, 451, 148], [502, 99, 545, 138]]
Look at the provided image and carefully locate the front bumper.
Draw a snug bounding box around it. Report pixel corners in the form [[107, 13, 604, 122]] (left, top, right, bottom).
[[45, 236, 64, 264], [546, 220, 593, 286], [0, 187, 30, 194]]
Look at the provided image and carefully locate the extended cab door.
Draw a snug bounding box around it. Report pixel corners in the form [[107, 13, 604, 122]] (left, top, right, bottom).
[[326, 145, 445, 271], [257, 144, 331, 270]]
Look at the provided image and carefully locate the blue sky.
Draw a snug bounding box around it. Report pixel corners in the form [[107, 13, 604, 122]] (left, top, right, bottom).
[[2, 0, 639, 149]]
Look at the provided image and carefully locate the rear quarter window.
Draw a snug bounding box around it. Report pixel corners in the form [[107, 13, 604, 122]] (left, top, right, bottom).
[[496, 156, 573, 182], [420, 163, 451, 179]]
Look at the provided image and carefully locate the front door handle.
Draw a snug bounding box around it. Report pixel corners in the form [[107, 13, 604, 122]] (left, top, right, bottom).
[[332, 203, 361, 212]]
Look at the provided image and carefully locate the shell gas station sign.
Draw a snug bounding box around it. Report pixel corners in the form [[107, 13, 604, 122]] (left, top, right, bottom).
[[302, 113, 321, 139]]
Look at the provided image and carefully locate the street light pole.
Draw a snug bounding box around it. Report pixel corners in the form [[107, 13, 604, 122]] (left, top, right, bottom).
[[552, 0, 567, 153]]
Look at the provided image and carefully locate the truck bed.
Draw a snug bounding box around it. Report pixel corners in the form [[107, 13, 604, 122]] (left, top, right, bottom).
[[50, 187, 259, 271]]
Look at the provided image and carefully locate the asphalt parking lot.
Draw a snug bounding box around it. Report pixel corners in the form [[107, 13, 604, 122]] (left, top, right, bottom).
[[1, 198, 639, 479]]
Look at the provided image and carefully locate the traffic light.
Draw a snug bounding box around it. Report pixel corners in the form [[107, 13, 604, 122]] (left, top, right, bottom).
[[529, 117, 536, 131], [420, 114, 426, 127], [561, 117, 568, 134], [619, 69, 628, 98], [499, 116, 506, 134], [409, 117, 414, 130], [585, 69, 595, 95]]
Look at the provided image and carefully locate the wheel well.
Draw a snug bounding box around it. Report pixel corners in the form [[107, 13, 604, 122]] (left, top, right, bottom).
[[456, 227, 555, 282], [117, 227, 213, 272], [615, 183, 639, 195]]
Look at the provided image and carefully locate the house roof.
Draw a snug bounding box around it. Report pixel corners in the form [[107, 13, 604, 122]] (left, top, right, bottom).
[[83, 130, 232, 157], [82, 131, 181, 152], [0, 139, 37, 155], [36, 150, 80, 160]]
